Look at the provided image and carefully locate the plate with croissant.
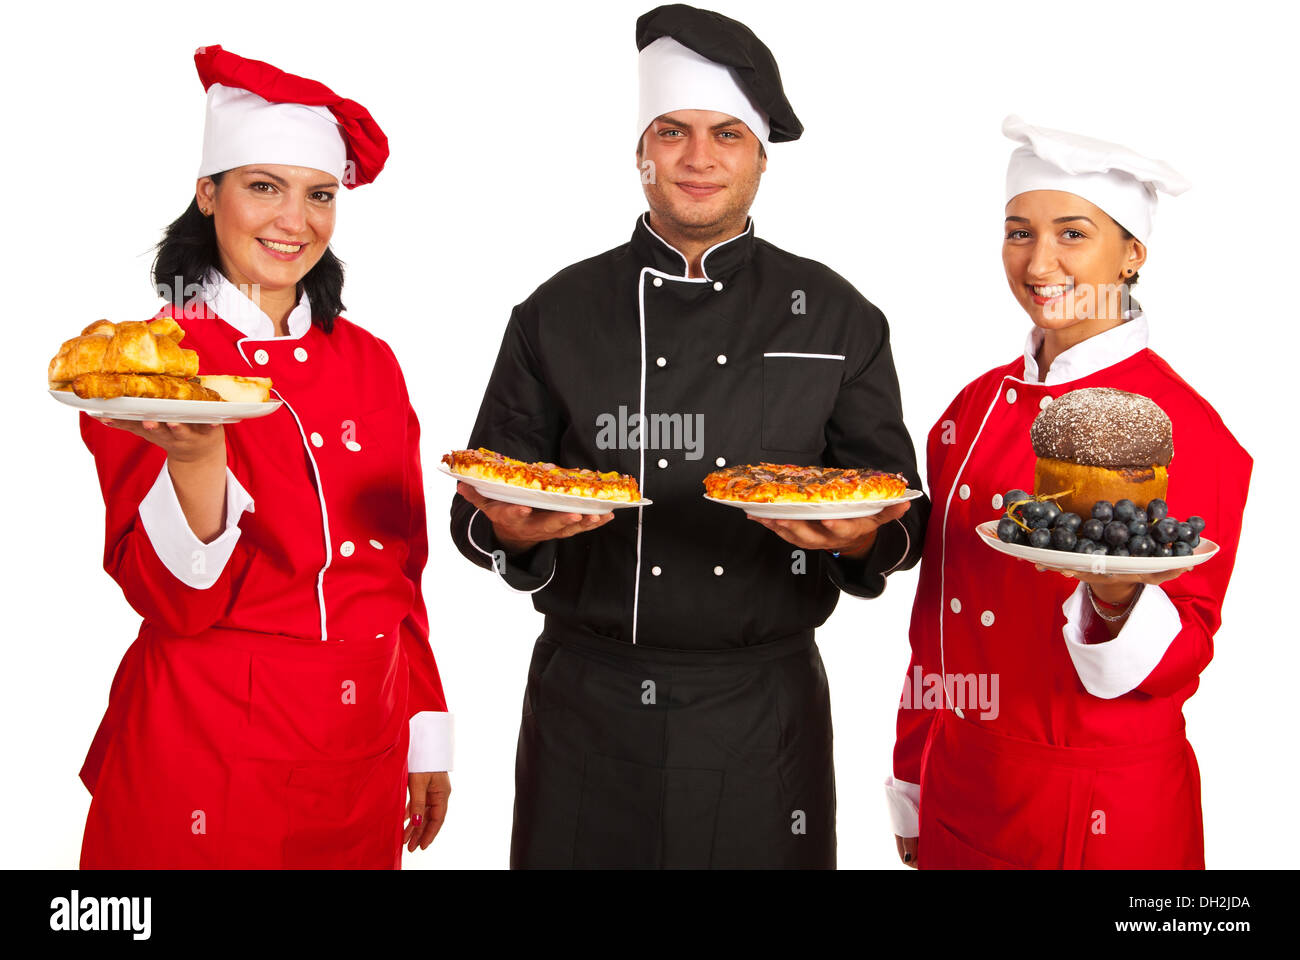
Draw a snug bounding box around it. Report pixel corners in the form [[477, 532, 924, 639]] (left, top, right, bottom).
[[48, 318, 280, 424]]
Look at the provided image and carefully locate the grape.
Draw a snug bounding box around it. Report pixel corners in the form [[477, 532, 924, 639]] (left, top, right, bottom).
[[1186, 534, 1201, 549], [1153, 518, 1179, 544], [1029, 528, 1052, 549], [1147, 499, 1169, 522], [1054, 512, 1083, 533], [1188, 516, 1206, 535], [997, 518, 1024, 544], [1073, 540, 1095, 554], [1157, 542, 1174, 558], [1111, 546, 1132, 557], [1051, 527, 1077, 551], [1092, 501, 1115, 523], [1114, 499, 1138, 523], [1005, 489, 1031, 508], [1172, 541, 1192, 557], [1176, 522, 1194, 542], [1040, 501, 1062, 526], [1080, 518, 1105, 542], [1022, 501, 1048, 524], [1128, 519, 1148, 539], [1129, 536, 1155, 557], [1103, 521, 1129, 546]]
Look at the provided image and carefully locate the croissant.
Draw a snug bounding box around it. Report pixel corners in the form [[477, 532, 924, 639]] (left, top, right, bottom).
[[71, 373, 222, 402], [49, 318, 198, 385]]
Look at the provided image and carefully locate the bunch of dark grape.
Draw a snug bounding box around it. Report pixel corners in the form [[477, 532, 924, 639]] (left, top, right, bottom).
[[995, 490, 1206, 557]]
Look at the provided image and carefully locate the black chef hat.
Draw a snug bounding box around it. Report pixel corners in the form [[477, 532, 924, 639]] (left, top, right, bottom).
[[635, 4, 803, 144]]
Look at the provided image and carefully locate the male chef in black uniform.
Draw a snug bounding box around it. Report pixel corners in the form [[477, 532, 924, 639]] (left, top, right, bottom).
[[451, 4, 929, 868]]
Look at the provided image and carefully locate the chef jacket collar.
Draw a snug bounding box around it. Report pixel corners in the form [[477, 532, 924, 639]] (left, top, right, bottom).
[[200, 268, 313, 340], [1021, 311, 1148, 385], [631, 212, 755, 282]]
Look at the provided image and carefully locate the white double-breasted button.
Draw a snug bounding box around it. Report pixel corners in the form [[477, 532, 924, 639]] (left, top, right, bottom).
[[958, 484, 970, 500], [656, 356, 667, 367], [653, 277, 664, 287], [954, 706, 966, 719], [991, 493, 1004, 509], [716, 354, 727, 365], [310, 432, 323, 448], [345, 440, 362, 452], [713, 565, 724, 576], [369, 539, 383, 550], [293, 347, 308, 362], [339, 541, 355, 557], [715, 457, 726, 467], [712, 281, 723, 292], [950, 597, 962, 614], [253, 349, 269, 365], [375, 633, 385, 639], [657, 457, 668, 469], [1005, 387, 1017, 404], [1040, 395, 1053, 410], [651, 565, 662, 576], [980, 610, 995, 627]]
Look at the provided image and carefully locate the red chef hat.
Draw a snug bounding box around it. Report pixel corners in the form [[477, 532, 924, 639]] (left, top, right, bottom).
[[194, 44, 388, 188]]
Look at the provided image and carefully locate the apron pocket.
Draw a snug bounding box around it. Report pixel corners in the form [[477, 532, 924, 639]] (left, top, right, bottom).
[[572, 752, 665, 867], [921, 816, 1021, 870], [282, 743, 404, 869]]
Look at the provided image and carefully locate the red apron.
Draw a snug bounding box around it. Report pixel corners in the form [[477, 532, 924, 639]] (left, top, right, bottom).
[[80, 624, 409, 869], [918, 710, 1202, 869]]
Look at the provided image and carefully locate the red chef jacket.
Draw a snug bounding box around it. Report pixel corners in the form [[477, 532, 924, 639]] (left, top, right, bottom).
[[76, 271, 451, 868], [887, 315, 1252, 868]]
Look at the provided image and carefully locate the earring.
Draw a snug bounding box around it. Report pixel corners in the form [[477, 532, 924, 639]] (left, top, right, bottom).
[[1125, 268, 1134, 276]]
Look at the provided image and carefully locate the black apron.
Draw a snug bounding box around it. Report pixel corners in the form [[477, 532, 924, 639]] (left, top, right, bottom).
[[509, 625, 835, 868]]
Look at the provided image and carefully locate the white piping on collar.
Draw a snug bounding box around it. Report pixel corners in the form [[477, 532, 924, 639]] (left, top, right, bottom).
[[639, 213, 753, 281]]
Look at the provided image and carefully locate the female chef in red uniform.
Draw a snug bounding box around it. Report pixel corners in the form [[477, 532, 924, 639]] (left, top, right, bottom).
[[885, 116, 1252, 868], [76, 45, 453, 868]]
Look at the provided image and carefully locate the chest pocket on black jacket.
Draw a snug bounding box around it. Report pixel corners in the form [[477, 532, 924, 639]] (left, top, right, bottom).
[[761, 353, 845, 454]]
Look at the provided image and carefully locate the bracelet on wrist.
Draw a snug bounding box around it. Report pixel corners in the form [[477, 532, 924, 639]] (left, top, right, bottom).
[[1087, 583, 1142, 622]]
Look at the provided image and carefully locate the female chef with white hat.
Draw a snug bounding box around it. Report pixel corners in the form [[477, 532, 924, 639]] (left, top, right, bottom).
[[76, 45, 452, 867], [884, 116, 1253, 868]]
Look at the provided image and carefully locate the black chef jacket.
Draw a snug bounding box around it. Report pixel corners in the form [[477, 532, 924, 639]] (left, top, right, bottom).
[[450, 214, 929, 649]]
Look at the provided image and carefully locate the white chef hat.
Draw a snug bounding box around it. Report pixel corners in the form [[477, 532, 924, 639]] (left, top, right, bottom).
[[198, 84, 348, 184], [637, 36, 771, 146], [1003, 114, 1191, 243]]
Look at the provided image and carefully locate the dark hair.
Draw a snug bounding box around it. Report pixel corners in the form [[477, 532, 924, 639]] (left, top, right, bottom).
[[151, 170, 346, 333]]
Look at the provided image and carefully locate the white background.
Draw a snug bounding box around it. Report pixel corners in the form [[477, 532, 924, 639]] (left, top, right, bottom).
[[2, 0, 1294, 869]]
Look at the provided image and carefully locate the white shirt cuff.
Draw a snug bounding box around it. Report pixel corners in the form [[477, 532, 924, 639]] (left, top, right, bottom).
[[408, 711, 455, 772], [1061, 581, 1182, 699], [885, 775, 921, 838], [137, 462, 255, 589]]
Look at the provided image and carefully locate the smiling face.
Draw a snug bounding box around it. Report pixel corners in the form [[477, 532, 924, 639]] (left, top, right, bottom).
[[638, 110, 766, 241], [196, 164, 338, 296], [1003, 190, 1146, 333]]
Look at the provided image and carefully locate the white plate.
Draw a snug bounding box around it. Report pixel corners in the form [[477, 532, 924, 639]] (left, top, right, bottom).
[[975, 520, 1218, 574], [50, 389, 281, 424], [704, 488, 924, 520], [437, 462, 652, 515]]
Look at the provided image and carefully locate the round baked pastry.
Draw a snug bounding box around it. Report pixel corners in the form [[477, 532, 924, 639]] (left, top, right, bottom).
[[1029, 387, 1173, 518]]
